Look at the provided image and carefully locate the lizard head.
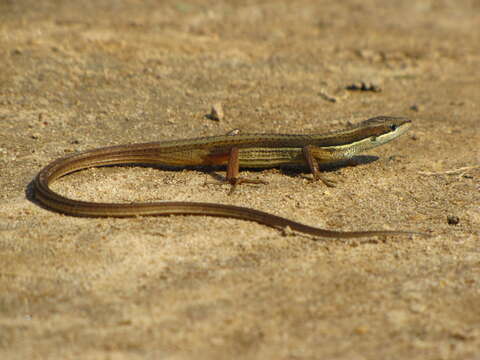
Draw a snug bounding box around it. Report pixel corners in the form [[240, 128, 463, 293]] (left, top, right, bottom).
[[356, 116, 412, 148]]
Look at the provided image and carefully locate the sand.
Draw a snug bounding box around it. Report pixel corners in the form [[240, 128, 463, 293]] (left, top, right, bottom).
[[0, 1, 479, 359]]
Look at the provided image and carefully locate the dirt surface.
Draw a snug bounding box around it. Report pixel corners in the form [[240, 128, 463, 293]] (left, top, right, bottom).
[[1, 1, 479, 359]]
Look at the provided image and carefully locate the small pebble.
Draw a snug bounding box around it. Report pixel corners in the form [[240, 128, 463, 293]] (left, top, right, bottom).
[[410, 104, 423, 112], [447, 215, 460, 225], [226, 129, 240, 136], [346, 81, 381, 92], [318, 91, 337, 103], [209, 102, 224, 121]]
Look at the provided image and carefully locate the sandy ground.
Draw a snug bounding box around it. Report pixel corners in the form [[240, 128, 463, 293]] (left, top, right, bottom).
[[1, 1, 479, 359]]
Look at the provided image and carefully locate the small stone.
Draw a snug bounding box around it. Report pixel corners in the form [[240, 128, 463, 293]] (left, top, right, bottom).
[[410, 104, 423, 112], [346, 81, 381, 92], [318, 91, 337, 103], [281, 226, 294, 236], [208, 102, 224, 121], [226, 128, 240, 136], [447, 215, 460, 225]]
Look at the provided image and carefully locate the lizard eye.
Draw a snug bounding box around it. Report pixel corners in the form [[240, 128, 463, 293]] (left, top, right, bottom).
[[389, 124, 398, 131]]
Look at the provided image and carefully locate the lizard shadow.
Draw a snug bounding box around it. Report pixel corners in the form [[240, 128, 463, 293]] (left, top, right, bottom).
[[276, 155, 379, 180], [147, 154, 380, 182], [25, 180, 37, 205]]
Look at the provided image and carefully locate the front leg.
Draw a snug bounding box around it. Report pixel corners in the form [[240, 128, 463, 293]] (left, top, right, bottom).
[[226, 147, 268, 194], [203, 147, 267, 194], [302, 145, 337, 187]]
